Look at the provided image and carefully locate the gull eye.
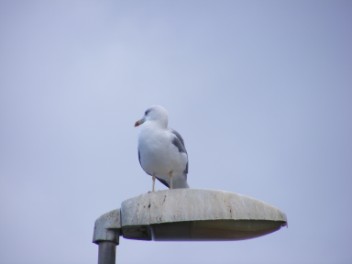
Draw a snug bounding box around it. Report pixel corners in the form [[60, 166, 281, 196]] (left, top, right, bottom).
[[145, 109, 151, 116]]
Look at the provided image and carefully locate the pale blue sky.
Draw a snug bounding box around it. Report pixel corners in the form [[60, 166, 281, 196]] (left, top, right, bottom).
[[1, 1, 352, 263]]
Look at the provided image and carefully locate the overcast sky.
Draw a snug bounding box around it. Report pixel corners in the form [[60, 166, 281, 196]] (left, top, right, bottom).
[[1, 1, 352, 263]]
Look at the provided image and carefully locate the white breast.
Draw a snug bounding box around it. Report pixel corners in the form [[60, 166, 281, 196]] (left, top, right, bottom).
[[138, 124, 188, 179]]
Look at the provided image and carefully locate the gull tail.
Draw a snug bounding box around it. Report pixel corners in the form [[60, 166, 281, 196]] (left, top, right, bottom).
[[171, 174, 189, 189]]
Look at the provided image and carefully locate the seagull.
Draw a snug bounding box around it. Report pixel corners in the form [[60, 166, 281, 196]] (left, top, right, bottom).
[[135, 105, 189, 191]]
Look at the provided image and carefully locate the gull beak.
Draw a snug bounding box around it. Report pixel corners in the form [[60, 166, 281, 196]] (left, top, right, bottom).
[[134, 117, 145, 127]]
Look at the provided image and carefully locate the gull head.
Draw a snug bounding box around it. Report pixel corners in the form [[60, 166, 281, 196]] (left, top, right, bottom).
[[135, 105, 169, 128]]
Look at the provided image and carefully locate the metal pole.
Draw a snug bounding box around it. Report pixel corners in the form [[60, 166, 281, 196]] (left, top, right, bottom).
[[98, 241, 116, 264], [93, 209, 121, 264]]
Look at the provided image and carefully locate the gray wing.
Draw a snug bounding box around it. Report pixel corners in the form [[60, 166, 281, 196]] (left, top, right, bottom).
[[156, 177, 170, 188], [171, 129, 187, 153], [138, 149, 141, 166], [170, 129, 188, 175]]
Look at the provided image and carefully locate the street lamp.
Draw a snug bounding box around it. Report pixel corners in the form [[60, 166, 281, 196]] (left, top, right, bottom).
[[93, 189, 287, 264]]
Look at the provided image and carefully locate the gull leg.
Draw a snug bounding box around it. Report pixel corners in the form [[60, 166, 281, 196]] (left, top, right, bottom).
[[152, 175, 156, 192], [169, 171, 173, 189]]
